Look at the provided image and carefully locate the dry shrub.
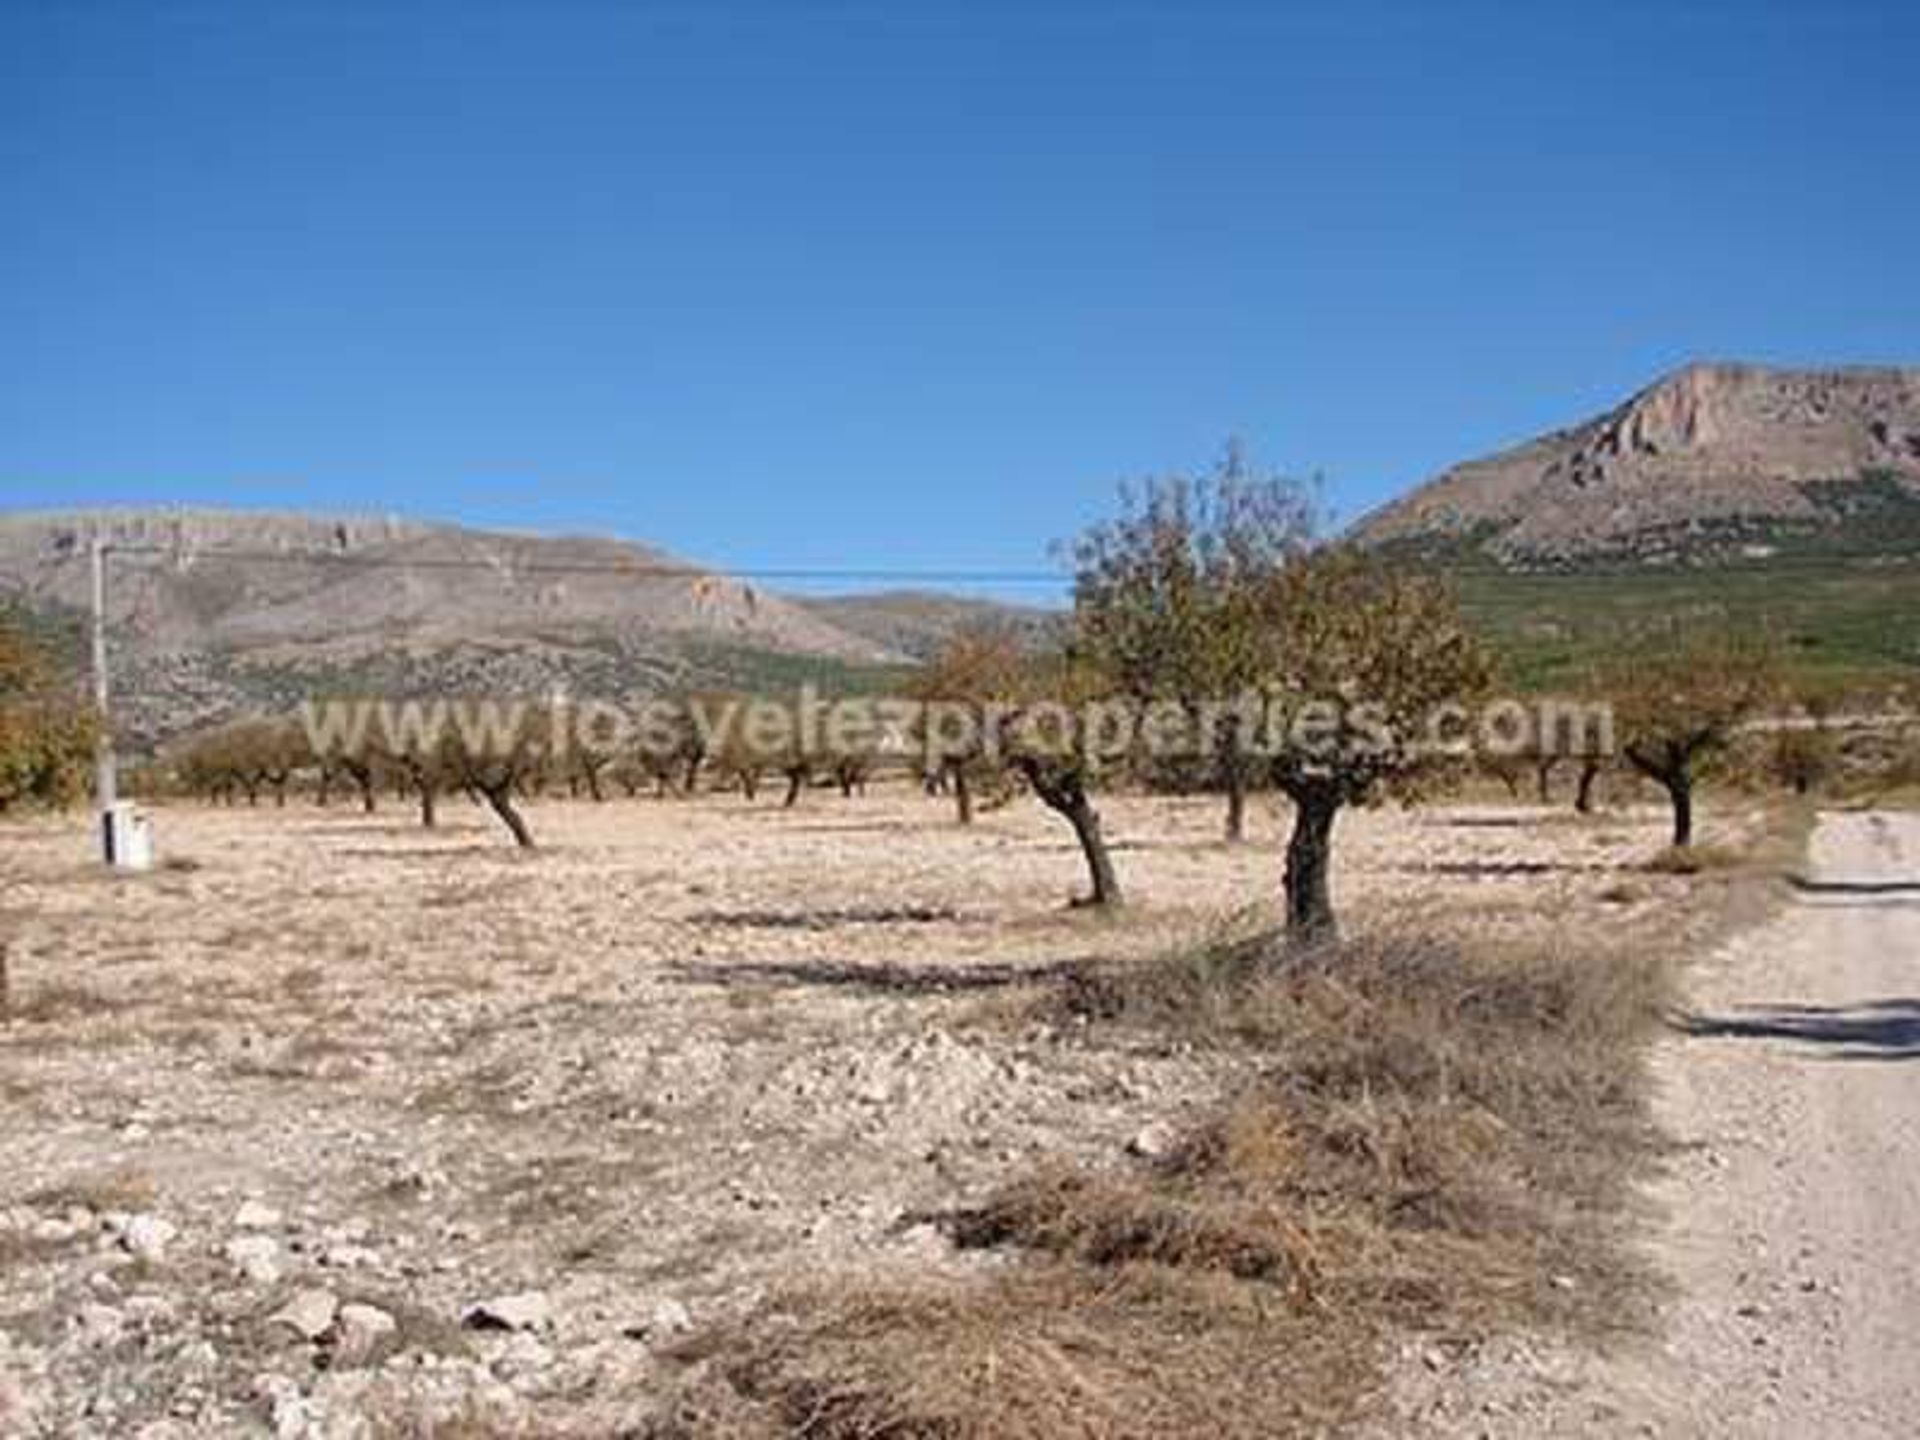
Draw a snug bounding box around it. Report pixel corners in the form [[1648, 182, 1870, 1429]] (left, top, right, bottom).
[[651, 1265, 1372, 1440], [647, 928, 1671, 1437], [5, 981, 127, 1026]]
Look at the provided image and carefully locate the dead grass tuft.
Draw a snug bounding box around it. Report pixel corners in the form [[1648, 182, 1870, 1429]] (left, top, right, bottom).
[[27, 1166, 157, 1215], [648, 927, 1673, 1437], [1646, 843, 1745, 875], [4, 982, 128, 1027], [648, 1266, 1372, 1440]]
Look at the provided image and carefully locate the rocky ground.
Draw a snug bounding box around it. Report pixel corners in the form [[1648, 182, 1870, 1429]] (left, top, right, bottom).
[[0, 783, 1751, 1436]]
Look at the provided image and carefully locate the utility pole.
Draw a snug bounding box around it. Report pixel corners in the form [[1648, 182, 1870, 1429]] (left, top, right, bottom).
[[90, 537, 119, 854]]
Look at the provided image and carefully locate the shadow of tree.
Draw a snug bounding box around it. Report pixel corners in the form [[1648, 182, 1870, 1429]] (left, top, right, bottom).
[[1787, 875, 1920, 895], [665, 955, 1087, 996], [1673, 998, 1920, 1061]]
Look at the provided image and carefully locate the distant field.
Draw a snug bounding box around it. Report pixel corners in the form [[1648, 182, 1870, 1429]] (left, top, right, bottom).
[[1451, 554, 1920, 693]]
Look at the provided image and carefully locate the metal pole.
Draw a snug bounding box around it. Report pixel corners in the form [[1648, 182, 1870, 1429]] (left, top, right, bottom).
[[91, 537, 117, 858]]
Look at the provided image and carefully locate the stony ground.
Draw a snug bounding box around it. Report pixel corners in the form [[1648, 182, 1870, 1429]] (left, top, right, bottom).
[[0, 783, 1753, 1437]]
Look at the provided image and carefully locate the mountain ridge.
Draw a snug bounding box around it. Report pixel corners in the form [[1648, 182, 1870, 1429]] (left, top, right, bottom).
[[1354, 361, 1920, 565], [0, 508, 923, 742]]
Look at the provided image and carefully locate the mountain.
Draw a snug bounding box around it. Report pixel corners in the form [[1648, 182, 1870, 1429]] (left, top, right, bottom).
[[796, 590, 1065, 660], [1354, 363, 1920, 565], [0, 509, 910, 743]]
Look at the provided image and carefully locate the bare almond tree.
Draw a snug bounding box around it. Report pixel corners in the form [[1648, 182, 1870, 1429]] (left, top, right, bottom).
[[1603, 628, 1779, 848], [1069, 440, 1318, 843]]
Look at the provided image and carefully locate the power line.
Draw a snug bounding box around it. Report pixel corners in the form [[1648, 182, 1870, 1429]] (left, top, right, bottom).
[[89, 543, 1072, 587]]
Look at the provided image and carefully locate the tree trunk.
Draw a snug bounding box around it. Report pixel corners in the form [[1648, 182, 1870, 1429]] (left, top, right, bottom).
[[740, 769, 759, 801], [480, 783, 535, 849], [783, 767, 805, 808], [1017, 758, 1120, 907], [1664, 773, 1693, 848], [584, 765, 604, 803], [417, 779, 437, 829], [951, 762, 974, 825], [1220, 728, 1250, 843], [1066, 794, 1121, 907], [1282, 789, 1340, 944], [1534, 758, 1556, 805], [1574, 759, 1600, 814], [1225, 773, 1247, 844], [1625, 743, 1694, 849], [682, 750, 703, 795]]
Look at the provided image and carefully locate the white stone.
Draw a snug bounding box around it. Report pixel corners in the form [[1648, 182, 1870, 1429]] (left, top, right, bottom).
[[268, 1288, 338, 1342], [120, 1215, 178, 1264], [233, 1201, 283, 1231], [74, 1303, 124, 1348], [334, 1303, 397, 1362], [224, 1235, 282, 1286], [1126, 1122, 1179, 1162]]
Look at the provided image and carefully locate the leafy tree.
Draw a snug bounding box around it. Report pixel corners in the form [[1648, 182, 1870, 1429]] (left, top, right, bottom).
[[1247, 546, 1492, 942], [1603, 628, 1779, 848], [916, 630, 1125, 906], [1069, 441, 1317, 841], [0, 610, 96, 814], [905, 630, 1024, 825]]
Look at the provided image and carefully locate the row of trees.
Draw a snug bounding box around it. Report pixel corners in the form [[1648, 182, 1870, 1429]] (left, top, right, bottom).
[[31, 445, 1902, 946]]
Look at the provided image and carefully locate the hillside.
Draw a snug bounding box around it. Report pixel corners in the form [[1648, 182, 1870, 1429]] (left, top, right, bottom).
[[0, 509, 910, 743], [796, 589, 1065, 660], [1356, 362, 1920, 565]]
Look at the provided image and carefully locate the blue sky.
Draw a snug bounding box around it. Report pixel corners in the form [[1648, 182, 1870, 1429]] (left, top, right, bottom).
[[3, 1, 1916, 594]]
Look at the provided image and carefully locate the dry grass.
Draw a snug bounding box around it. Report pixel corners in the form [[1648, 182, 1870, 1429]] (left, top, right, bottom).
[[647, 928, 1674, 1437], [26, 1166, 157, 1215]]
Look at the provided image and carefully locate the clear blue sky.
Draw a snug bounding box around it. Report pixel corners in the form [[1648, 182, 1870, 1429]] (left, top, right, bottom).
[[3, 1, 1916, 592]]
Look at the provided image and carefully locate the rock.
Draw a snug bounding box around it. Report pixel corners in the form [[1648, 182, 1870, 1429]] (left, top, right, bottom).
[[119, 1215, 178, 1264], [268, 1288, 339, 1342], [461, 1291, 551, 1333], [334, 1303, 396, 1362], [30, 1217, 80, 1245], [74, 1303, 125, 1349], [490, 1331, 554, 1382], [124, 1295, 177, 1329], [621, 1296, 691, 1341], [318, 1243, 379, 1270], [233, 1201, 283, 1231], [1126, 1122, 1179, 1162], [224, 1235, 282, 1286]]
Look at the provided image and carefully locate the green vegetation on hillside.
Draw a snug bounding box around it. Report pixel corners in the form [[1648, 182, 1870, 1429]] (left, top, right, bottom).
[[1452, 553, 1920, 692]]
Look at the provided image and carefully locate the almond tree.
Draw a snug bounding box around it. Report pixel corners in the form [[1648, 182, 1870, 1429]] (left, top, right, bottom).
[[1603, 629, 1779, 848], [916, 630, 1124, 906], [907, 629, 1024, 825], [0, 614, 94, 813], [1001, 651, 1126, 907], [1069, 440, 1317, 842], [442, 715, 543, 848], [1248, 546, 1492, 942]]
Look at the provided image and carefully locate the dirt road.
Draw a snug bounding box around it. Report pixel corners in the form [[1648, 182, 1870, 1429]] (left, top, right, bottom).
[[1389, 809, 1920, 1436]]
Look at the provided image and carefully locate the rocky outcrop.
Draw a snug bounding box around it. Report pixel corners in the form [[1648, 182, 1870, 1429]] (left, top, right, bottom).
[[1355, 362, 1920, 564]]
